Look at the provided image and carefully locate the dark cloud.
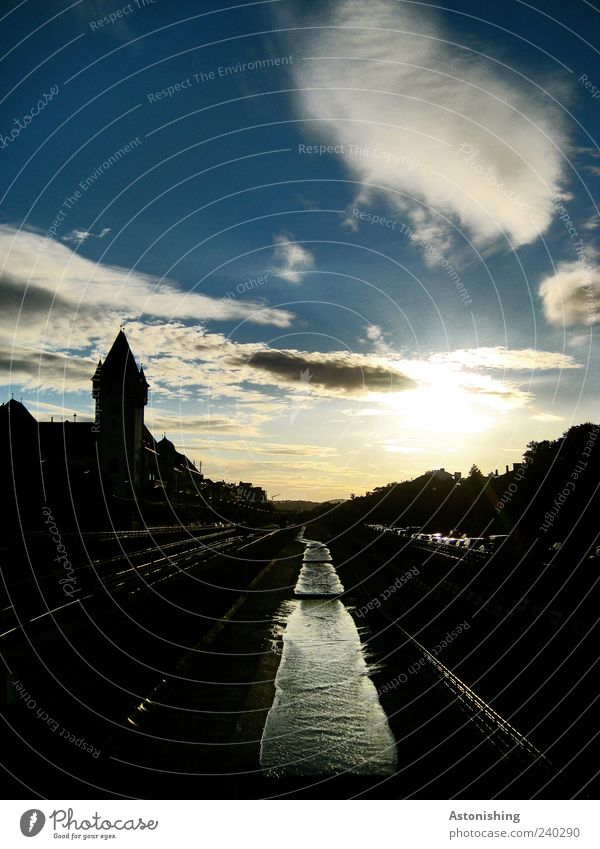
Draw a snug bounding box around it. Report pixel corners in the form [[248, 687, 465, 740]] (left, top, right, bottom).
[[0, 274, 71, 315], [230, 348, 416, 394], [0, 346, 93, 386], [463, 383, 530, 402]]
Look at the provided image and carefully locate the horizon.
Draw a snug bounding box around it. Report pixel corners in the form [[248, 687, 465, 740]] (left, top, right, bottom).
[[6, 386, 596, 503]]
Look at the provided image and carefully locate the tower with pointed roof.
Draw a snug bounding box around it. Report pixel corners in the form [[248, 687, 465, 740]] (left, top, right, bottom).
[[91, 330, 149, 499]]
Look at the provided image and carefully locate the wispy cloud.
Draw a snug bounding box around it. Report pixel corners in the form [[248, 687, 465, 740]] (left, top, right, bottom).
[[272, 232, 314, 283], [370, 438, 424, 454], [0, 345, 95, 391], [361, 323, 391, 354], [0, 223, 578, 454], [145, 411, 256, 435], [431, 346, 582, 371], [0, 225, 294, 360], [532, 412, 566, 422], [62, 227, 111, 246], [284, 0, 569, 252]]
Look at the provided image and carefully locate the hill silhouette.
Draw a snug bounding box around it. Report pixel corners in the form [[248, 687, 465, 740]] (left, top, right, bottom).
[[316, 422, 599, 559]]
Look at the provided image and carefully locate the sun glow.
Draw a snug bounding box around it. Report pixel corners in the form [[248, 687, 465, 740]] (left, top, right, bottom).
[[385, 386, 495, 433], [367, 359, 528, 434]]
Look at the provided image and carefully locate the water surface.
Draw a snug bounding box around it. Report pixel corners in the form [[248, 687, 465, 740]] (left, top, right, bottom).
[[260, 536, 397, 777]]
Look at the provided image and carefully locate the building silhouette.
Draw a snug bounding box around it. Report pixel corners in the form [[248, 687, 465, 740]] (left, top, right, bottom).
[[0, 330, 203, 528], [91, 329, 149, 499]]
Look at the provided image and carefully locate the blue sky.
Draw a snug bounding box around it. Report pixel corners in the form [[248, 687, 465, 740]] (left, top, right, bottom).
[[1, 0, 598, 498]]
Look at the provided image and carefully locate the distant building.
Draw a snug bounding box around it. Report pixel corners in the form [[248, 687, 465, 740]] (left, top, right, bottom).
[[426, 468, 454, 481], [237, 481, 267, 503], [148, 434, 203, 503]]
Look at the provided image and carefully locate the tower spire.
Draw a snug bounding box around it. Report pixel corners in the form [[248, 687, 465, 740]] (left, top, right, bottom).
[[90, 328, 147, 500]]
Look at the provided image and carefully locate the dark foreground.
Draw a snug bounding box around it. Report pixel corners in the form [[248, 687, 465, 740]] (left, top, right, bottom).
[[1, 522, 597, 799]]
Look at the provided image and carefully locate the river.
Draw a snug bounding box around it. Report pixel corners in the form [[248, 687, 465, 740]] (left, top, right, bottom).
[[260, 534, 398, 777]]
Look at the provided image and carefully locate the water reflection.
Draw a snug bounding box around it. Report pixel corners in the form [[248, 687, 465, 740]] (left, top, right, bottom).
[[295, 542, 343, 597], [260, 535, 398, 777]]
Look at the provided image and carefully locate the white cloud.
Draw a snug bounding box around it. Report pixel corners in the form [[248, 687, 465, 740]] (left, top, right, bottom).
[[431, 346, 582, 371], [361, 323, 391, 354], [0, 226, 294, 357], [531, 412, 566, 422], [286, 0, 569, 251], [23, 398, 94, 419], [0, 226, 294, 396], [62, 227, 111, 245], [0, 225, 578, 443], [146, 412, 272, 441], [582, 213, 600, 232], [272, 233, 314, 283], [538, 260, 600, 327], [379, 440, 423, 454]]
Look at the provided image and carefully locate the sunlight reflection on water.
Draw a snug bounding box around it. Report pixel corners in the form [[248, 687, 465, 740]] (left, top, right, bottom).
[[260, 535, 398, 777]]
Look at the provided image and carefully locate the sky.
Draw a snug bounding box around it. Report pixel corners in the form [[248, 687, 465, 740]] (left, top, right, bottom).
[[0, 0, 598, 500]]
